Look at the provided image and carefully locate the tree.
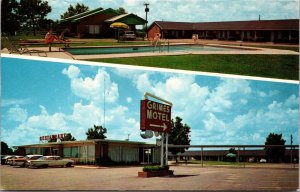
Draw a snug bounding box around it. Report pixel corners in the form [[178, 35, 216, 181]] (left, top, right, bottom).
[[86, 125, 107, 140], [264, 133, 286, 163], [60, 3, 90, 19], [1, 141, 13, 155], [168, 117, 191, 163], [61, 133, 76, 141], [1, 0, 21, 35], [18, 0, 52, 36], [116, 7, 126, 14]]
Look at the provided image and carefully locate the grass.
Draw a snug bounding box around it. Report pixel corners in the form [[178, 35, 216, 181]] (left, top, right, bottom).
[[89, 54, 299, 80]]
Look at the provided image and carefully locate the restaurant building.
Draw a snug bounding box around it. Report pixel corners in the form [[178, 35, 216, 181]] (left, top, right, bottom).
[[59, 8, 146, 38], [14, 139, 160, 165], [147, 19, 299, 43]]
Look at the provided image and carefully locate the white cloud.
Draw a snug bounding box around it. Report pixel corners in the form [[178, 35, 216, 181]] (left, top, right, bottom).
[[126, 97, 132, 103], [62, 65, 80, 79], [7, 105, 28, 123], [62, 65, 119, 104], [284, 94, 298, 108], [203, 113, 226, 131], [258, 90, 278, 97], [203, 78, 251, 113], [27, 106, 68, 131], [2, 99, 31, 107]]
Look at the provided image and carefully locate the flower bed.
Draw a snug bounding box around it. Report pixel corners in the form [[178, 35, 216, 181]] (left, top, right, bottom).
[[138, 165, 174, 177]]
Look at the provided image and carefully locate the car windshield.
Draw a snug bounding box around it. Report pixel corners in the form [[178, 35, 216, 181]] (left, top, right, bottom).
[[37, 156, 47, 160]]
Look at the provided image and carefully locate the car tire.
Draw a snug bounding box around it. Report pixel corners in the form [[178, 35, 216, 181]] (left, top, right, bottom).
[[66, 162, 72, 167]]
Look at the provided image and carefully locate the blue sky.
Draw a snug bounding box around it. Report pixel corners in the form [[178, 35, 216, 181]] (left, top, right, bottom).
[[1, 56, 299, 147], [47, 0, 299, 24]]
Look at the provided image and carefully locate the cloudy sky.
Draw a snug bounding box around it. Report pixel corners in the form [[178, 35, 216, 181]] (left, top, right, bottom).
[[47, 0, 299, 24], [2, 56, 298, 147]]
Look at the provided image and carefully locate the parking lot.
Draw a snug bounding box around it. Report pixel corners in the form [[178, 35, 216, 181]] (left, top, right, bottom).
[[1, 164, 298, 191]]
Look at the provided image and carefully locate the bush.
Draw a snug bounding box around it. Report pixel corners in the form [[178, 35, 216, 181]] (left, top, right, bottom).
[[143, 165, 169, 172]]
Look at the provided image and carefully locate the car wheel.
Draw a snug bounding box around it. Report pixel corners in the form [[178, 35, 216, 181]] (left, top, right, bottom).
[[66, 162, 72, 167]]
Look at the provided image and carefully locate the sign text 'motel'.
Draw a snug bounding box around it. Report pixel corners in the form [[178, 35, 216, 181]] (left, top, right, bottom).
[[140, 99, 172, 133]]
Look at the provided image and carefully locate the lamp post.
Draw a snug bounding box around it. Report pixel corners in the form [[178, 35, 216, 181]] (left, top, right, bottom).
[[144, 2, 149, 37]]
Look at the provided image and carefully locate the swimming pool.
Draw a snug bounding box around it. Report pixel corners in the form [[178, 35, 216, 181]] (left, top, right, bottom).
[[64, 44, 238, 55]]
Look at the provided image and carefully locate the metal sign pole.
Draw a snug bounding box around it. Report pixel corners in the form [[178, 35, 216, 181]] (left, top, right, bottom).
[[161, 133, 164, 166], [165, 133, 168, 166]]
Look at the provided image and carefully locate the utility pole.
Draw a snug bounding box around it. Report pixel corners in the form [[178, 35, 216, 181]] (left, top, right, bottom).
[[290, 134, 293, 167], [103, 75, 106, 129], [144, 2, 150, 37]]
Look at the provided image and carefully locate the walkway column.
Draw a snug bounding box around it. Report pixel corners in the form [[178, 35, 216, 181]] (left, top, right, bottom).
[[271, 32, 275, 42]]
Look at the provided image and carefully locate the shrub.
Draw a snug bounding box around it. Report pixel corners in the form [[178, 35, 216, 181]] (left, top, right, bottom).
[[143, 165, 169, 172]]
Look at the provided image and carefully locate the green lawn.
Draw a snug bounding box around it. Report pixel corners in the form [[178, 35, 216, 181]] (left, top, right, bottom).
[[89, 54, 299, 80]]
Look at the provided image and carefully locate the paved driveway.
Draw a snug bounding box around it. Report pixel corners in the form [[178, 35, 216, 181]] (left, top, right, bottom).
[[1, 165, 298, 191]]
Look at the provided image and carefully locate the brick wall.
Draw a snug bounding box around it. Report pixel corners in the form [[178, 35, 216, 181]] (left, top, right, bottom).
[[147, 23, 161, 39]]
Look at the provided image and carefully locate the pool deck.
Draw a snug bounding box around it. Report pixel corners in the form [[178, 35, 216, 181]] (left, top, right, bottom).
[[1, 43, 298, 60]]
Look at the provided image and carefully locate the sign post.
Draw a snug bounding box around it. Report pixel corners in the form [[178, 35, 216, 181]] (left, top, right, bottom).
[[140, 92, 172, 166]]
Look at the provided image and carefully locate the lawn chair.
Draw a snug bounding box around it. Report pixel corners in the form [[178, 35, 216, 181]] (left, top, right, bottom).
[[1, 37, 47, 57]]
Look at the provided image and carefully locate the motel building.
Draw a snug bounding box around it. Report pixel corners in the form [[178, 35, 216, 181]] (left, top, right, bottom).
[[147, 19, 299, 43]]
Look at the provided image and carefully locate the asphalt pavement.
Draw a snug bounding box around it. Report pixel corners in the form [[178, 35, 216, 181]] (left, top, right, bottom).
[[1, 164, 298, 191]]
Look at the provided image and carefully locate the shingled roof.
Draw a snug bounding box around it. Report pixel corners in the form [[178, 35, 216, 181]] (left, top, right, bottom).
[[60, 8, 119, 23], [152, 19, 299, 31]]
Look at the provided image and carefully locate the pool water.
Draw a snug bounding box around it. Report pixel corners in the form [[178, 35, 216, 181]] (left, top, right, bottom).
[[64, 45, 237, 55]]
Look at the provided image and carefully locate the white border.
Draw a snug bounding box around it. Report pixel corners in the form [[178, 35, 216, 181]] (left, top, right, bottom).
[[2, 54, 299, 84]]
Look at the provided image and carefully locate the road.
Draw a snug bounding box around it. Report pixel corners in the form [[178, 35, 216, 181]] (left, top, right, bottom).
[[1, 164, 298, 191]]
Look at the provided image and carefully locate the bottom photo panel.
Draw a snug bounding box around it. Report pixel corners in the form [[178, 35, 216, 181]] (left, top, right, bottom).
[[1, 56, 299, 191]]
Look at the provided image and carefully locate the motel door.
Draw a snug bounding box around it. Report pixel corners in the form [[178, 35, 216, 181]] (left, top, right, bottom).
[[142, 148, 152, 164]]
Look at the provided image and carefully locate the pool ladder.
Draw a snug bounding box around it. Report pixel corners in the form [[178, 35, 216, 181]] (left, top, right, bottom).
[[153, 39, 169, 53]]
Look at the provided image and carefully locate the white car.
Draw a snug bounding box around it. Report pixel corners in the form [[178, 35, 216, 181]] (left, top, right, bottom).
[[259, 158, 267, 163], [27, 156, 74, 168]]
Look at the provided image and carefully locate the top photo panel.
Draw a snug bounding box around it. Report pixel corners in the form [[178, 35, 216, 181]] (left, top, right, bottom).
[[1, 0, 299, 80]]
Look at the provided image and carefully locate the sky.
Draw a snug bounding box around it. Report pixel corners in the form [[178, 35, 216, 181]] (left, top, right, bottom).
[[1, 56, 299, 147], [47, 0, 299, 24]]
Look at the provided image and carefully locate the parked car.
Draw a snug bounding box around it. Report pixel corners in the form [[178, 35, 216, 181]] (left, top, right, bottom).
[[13, 155, 43, 167], [259, 158, 267, 163], [27, 156, 74, 168], [121, 31, 136, 40], [1, 155, 13, 165], [6, 156, 24, 166]]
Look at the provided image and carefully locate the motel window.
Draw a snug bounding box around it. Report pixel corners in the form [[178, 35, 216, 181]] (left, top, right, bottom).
[[89, 25, 100, 34], [63, 147, 79, 158]]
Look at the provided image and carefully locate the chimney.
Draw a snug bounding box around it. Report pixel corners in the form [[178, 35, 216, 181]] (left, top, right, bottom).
[[259, 15, 261, 21]]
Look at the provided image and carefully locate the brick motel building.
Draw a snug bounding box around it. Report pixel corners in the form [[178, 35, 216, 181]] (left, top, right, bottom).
[[147, 19, 299, 43]]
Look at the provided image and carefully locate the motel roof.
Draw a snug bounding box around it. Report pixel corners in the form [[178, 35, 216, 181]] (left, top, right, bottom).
[[14, 139, 156, 148], [60, 8, 119, 23], [105, 13, 146, 25], [151, 19, 299, 31]]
